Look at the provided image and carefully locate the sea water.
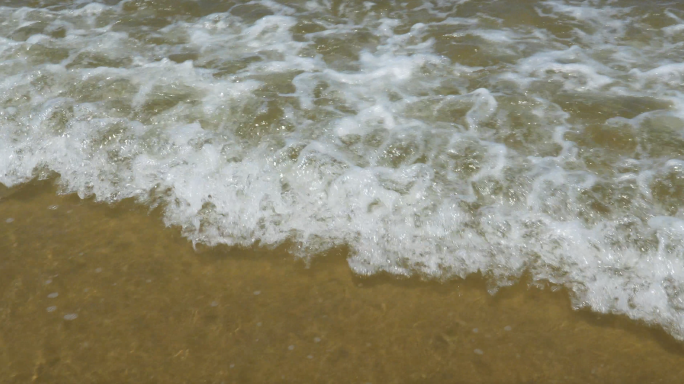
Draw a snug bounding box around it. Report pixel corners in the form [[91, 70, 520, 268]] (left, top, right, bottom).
[[1, 0, 684, 339]]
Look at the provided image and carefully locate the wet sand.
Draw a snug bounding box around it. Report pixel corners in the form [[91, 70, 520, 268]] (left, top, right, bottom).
[[1, 181, 684, 383]]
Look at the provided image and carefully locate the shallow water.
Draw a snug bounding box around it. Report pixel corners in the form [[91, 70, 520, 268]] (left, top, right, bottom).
[[3, 0, 684, 377], [2, 182, 684, 383]]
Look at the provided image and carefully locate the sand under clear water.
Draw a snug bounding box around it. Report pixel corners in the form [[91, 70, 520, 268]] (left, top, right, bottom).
[[2, 181, 684, 383], [4, 0, 684, 381]]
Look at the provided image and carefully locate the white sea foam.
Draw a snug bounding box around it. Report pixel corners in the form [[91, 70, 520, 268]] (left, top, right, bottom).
[[2, 0, 684, 339]]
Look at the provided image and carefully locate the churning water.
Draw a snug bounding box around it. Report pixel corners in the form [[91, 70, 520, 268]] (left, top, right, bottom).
[[2, 0, 684, 339]]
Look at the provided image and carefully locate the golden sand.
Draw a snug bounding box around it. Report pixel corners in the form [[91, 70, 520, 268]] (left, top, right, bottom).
[[1, 181, 683, 383]]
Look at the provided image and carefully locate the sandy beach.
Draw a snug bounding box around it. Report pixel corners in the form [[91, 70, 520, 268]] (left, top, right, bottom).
[[1, 181, 683, 383]]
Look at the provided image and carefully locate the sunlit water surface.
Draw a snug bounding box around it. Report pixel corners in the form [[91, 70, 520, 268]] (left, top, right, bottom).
[[2, 0, 684, 342]]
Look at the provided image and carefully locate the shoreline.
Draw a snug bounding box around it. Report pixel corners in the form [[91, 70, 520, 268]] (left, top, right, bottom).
[[1, 181, 684, 383]]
